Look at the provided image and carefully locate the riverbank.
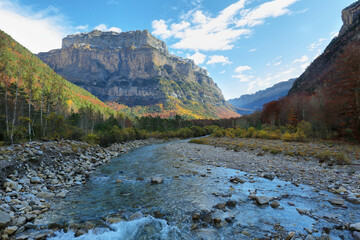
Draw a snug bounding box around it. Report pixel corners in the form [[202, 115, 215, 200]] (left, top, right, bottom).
[[0, 138, 165, 239], [169, 137, 360, 202]]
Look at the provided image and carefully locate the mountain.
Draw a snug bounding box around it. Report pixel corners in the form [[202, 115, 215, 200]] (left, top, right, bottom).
[[37, 30, 239, 119], [260, 1, 360, 140], [228, 78, 295, 115], [289, 1, 360, 95]]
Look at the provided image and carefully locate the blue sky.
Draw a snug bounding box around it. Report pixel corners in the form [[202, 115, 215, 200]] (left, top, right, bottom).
[[0, 0, 355, 99]]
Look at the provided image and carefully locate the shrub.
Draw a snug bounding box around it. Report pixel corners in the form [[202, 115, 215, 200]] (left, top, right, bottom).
[[315, 150, 332, 161], [212, 129, 224, 137], [189, 138, 207, 144], [84, 133, 100, 145], [333, 152, 351, 164]]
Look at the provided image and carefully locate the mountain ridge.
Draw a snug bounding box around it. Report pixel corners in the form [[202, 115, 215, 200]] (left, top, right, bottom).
[[38, 30, 238, 119], [228, 78, 295, 115]]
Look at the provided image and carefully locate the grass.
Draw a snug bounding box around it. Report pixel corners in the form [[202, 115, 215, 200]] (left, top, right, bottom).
[[189, 136, 356, 165]]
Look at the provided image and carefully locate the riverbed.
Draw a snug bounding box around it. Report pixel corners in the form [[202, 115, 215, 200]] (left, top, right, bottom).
[[38, 140, 360, 240]]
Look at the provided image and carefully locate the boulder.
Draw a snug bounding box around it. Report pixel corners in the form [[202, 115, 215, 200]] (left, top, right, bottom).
[[0, 211, 11, 228]]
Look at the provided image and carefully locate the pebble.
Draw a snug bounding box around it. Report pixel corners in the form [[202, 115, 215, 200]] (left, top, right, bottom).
[[151, 177, 164, 184], [256, 196, 269, 205], [270, 200, 280, 208]]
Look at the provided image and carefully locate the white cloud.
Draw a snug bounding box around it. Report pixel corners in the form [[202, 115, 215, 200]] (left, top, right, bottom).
[[220, 70, 226, 74], [0, 0, 68, 53], [249, 48, 257, 52], [237, 0, 299, 27], [234, 65, 251, 73], [152, 0, 298, 51], [293, 55, 309, 63], [187, 52, 206, 64], [232, 74, 254, 82], [309, 38, 327, 51], [274, 61, 282, 66], [330, 31, 338, 38], [75, 25, 89, 31], [94, 24, 121, 33], [206, 55, 232, 65]]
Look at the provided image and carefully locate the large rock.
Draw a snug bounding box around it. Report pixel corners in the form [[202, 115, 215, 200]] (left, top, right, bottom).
[[0, 211, 11, 228]]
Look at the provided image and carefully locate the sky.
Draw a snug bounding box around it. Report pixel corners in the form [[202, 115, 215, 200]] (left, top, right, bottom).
[[0, 0, 355, 100]]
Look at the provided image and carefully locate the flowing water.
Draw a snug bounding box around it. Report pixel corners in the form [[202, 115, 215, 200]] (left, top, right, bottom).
[[41, 141, 359, 239]]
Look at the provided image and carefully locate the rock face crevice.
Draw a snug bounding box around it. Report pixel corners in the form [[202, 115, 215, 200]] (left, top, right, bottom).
[[38, 30, 229, 111]]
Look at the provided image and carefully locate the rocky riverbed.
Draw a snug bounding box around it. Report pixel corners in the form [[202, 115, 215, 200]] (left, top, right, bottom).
[[0, 138, 165, 240], [168, 138, 360, 239], [1, 137, 360, 239]]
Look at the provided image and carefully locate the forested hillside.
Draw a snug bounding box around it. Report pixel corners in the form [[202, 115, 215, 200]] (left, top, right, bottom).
[[0, 30, 125, 143]]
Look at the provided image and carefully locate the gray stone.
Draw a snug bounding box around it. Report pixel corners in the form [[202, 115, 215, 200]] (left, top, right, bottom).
[[56, 191, 67, 198], [350, 222, 360, 231], [129, 212, 143, 221], [151, 177, 163, 184], [329, 198, 345, 205], [37, 191, 55, 198], [264, 173, 276, 180], [0, 211, 11, 228], [4, 226, 17, 235], [214, 203, 226, 209], [14, 216, 27, 226], [270, 200, 280, 208], [30, 177, 41, 184], [305, 235, 316, 240], [318, 233, 332, 240], [256, 196, 269, 205], [352, 231, 360, 240]]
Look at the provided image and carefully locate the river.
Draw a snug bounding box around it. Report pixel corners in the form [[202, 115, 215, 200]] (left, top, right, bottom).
[[39, 141, 359, 239]]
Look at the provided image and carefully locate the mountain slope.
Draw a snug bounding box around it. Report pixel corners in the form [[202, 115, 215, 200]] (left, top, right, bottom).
[[289, 1, 360, 95], [228, 78, 295, 115], [260, 1, 360, 139], [37, 30, 239, 119], [0, 29, 117, 117]]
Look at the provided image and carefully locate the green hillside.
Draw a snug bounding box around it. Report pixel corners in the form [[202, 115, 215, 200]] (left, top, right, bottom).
[[0, 29, 123, 143]]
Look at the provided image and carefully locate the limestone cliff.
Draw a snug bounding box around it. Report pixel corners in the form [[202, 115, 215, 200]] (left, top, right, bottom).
[[38, 30, 238, 119], [339, 0, 360, 35]]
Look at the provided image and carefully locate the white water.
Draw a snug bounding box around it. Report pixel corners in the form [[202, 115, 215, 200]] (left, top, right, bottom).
[[49, 216, 182, 240]]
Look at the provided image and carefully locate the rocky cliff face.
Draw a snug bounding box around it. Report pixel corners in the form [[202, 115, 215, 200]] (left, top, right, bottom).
[[228, 78, 295, 114], [340, 0, 360, 35], [289, 3, 360, 95], [38, 30, 236, 118]]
